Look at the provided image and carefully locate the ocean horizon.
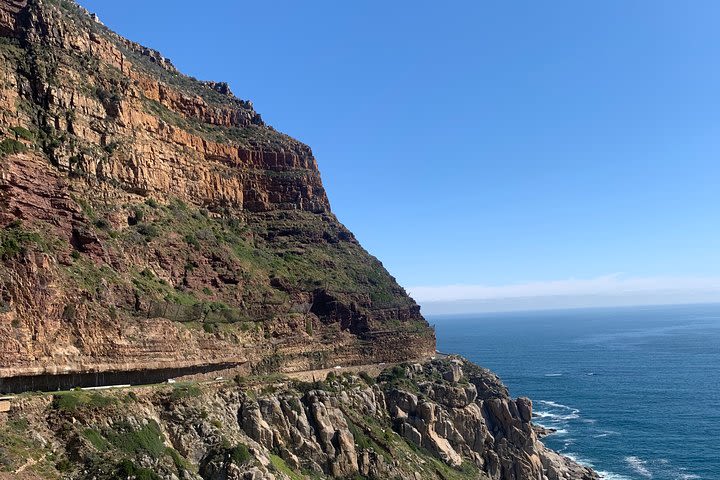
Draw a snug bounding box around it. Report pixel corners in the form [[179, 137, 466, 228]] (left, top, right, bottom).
[[430, 303, 720, 479]]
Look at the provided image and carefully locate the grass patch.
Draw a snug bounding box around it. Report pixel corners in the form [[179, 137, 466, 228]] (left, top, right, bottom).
[[10, 126, 34, 141], [347, 421, 373, 450], [52, 391, 116, 411], [169, 383, 202, 401], [0, 138, 27, 156], [107, 420, 166, 458], [228, 443, 251, 465], [269, 454, 304, 480], [0, 221, 42, 260], [115, 459, 162, 480], [81, 428, 109, 451]]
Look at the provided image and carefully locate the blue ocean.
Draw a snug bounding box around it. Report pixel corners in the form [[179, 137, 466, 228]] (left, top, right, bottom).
[[430, 304, 720, 480]]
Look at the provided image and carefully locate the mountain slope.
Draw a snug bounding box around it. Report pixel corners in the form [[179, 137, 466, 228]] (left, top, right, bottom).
[[0, 0, 434, 383]]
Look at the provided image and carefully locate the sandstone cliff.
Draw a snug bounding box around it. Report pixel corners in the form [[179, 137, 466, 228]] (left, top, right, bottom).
[[0, 3, 603, 479], [0, 357, 599, 480], [0, 0, 435, 382]]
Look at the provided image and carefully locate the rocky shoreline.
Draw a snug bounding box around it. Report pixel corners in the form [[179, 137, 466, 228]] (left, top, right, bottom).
[[0, 356, 599, 480]]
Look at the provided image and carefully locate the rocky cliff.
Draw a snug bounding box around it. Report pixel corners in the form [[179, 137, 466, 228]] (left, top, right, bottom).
[[0, 2, 603, 479], [0, 0, 435, 382], [0, 357, 599, 480]]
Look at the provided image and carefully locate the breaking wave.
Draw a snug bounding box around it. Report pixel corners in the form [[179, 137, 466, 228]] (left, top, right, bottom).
[[533, 410, 580, 421], [625, 456, 653, 478]]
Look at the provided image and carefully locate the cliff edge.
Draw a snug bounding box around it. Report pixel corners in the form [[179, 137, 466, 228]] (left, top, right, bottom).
[[0, 0, 434, 384], [0, 2, 603, 479]]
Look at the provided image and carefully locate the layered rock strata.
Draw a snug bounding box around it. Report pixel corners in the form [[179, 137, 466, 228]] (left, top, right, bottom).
[[0, 0, 434, 382]]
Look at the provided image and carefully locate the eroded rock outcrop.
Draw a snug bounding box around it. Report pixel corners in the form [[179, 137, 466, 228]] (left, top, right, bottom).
[[0, 358, 599, 480]]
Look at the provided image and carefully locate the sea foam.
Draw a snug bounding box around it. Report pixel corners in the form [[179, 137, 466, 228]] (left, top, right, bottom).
[[625, 456, 653, 478], [597, 471, 632, 480], [533, 410, 580, 421]]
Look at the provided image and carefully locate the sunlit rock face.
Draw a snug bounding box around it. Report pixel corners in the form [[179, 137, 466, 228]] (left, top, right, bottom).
[[0, 0, 435, 382], [0, 357, 600, 479]]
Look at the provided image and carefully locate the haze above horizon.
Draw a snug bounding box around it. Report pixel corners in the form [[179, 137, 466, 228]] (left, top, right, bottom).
[[78, 0, 720, 313]]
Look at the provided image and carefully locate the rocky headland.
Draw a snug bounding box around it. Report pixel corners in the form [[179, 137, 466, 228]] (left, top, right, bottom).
[[0, 0, 601, 478], [0, 357, 599, 480]]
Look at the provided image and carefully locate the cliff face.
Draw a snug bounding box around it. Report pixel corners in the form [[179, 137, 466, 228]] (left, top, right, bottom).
[[0, 0, 435, 381], [0, 357, 599, 480]]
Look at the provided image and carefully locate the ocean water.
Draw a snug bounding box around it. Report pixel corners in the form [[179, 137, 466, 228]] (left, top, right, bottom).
[[430, 304, 720, 480]]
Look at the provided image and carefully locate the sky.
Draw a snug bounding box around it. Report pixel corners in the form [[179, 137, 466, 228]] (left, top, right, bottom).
[[78, 0, 720, 313]]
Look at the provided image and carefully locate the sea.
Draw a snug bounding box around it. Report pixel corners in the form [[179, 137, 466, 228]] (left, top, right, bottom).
[[430, 303, 720, 480]]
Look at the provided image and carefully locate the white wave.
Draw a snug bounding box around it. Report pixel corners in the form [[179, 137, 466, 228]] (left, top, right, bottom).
[[625, 456, 653, 478], [677, 464, 702, 479], [544, 373, 563, 377], [597, 471, 632, 480], [562, 438, 575, 447], [533, 410, 579, 421], [538, 400, 574, 410]]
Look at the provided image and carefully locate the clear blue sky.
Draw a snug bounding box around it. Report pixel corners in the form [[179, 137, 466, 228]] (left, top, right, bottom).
[[78, 0, 720, 309]]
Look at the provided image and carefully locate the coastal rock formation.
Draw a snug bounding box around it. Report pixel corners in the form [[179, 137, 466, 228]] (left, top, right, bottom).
[[0, 2, 603, 478], [0, 0, 434, 383], [0, 357, 599, 480]]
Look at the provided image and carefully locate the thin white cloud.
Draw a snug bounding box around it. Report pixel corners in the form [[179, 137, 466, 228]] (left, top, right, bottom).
[[408, 274, 720, 303]]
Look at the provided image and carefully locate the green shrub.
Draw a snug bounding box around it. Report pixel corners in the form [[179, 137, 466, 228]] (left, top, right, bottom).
[[387, 365, 406, 380], [55, 457, 72, 472], [132, 207, 144, 222], [82, 428, 109, 451], [94, 218, 111, 229], [125, 392, 139, 403], [10, 126, 33, 141], [167, 447, 189, 473], [103, 141, 120, 154], [107, 420, 166, 458], [359, 371, 376, 385], [116, 459, 161, 480], [228, 443, 251, 465], [52, 393, 81, 411], [203, 322, 218, 334], [0, 138, 27, 156], [169, 384, 201, 400], [269, 453, 303, 480], [136, 223, 159, 239], [347, 421, 373, 450], [7, 418, 28, 431], [185, 233, 200, 249], [52, 392, 115, 411], [0, 222, 41, 259]]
